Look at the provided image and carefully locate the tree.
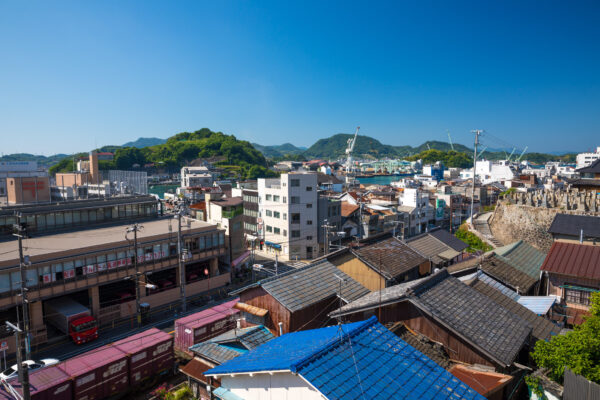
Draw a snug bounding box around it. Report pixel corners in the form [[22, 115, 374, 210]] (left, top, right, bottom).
[[114, 147, 146, 169], [531, 292, 600, 384]]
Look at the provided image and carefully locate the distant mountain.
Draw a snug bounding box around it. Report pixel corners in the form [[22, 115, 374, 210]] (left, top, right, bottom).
[[122, 137, 166, 148], [303, 134, 405, 159], [0, 153, 69, 168], [413, 141, 472, 154], [251, 143, 306, 158]]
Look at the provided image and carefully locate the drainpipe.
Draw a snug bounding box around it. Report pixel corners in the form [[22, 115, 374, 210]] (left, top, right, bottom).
[[278, 322, 283, 336], [580, 229, 584, 244]]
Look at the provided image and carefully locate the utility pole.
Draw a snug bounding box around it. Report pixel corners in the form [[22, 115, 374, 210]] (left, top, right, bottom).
[[13, 212, 31, 361], [175, 208, 187, 313], [470, 130, 483, 224], [6, 321, 30, 400], [126, 224, 143, 327]]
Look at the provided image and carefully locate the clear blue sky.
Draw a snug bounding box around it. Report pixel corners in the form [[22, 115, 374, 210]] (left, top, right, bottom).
[[1, 1, 599, 155]]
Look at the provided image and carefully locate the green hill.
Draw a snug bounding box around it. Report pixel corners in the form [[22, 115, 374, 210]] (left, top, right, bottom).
[[122, 137, 166, 148], [303, 134, 403, 159], [251, 142, 306, 158]]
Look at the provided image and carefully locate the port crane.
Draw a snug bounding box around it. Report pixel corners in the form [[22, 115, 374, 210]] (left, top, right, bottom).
[[516, 146, 528, 162], [447, 130, 454, 151], [345, 126, 360, 174]]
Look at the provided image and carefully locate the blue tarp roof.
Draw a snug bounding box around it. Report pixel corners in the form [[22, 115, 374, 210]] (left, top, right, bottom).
[[207, 317, 485, 399]]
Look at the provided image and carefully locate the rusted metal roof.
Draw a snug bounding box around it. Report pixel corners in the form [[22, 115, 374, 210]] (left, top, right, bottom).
[[541, 242, 600, 280], [234, 302, 268, 317], [353, 237, 428, 280], [341, 202, 359, 217]]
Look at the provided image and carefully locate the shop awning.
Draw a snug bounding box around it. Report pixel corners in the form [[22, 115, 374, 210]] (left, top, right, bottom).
[[265, 241, 281, 249], [560, 284, 600, 293]]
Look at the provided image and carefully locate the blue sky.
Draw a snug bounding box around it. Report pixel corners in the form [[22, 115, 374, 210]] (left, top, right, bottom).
[[1, 1, 599, 155]]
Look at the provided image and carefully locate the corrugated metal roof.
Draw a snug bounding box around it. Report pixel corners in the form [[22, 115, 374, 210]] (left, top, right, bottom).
[[207, 317, 485, 399], [517, 296, 557, 316], [494, 240, 547, 279], [261, 260, 369, 312], [213, 387, 245, 400], [481, 254, 538, 293], [233, 302, 268, 317], [176, 299, 240, 328], [541, 241, 600, 280], [354, 237, 428, 280]]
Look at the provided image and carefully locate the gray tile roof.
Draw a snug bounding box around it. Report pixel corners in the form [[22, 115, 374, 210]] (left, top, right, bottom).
[[354, 237, 428, 280], [410, 271, 532, 367], [493, 240, 547, 279], [261, 260, 370, 312], [480, 254, 538, 293], [469, 279, 561, 342], [406, 233, 453, 264], [548, 213, 600, 240], [332, 270, 532, 367], [429, 228, 469, 252], [189, 325, 275, 365], [386, 322, 451, 369]]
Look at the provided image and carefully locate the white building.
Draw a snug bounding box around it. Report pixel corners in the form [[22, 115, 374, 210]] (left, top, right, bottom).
[[258, 173, 318, 260], [181, 166, 215, 188], [398, 188, 434, 235], [576, 147, 600, 169]]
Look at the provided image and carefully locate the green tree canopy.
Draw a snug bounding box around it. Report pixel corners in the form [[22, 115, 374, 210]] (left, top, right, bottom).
[[531, 292, 600, 384]]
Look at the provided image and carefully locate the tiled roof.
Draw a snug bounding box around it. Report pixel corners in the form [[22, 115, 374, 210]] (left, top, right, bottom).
[[493, 240, 547, 279], [469, 280, 560, 342], [548, 214, 600, 239], [332, 271, 532, 367], [353, 237, 428, 280], [189, 326, 275, 365], [429, 228, 469, 252], [406, 233, 453, 264], [410, 271, 532, 367], [568, 178, 600, 187], [341, 202, 359, 217], [480, 254, 538, 293], [207, 317, 485, 400], [386, 322, 451, 369], [576, 158, 600, 173], [540, 241, 600, 280], [260, 260, 369, 312]]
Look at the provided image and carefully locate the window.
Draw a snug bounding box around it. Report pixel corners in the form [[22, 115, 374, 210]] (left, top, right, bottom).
[[274, 227, 280, 235], [291, 196, 300, 204], [266, 225, 273, 233], [307, 220, 313, 225], [306, 186, 313, 191], [283, 196, 287, 203], [291, 213, 300, 224], [283, 213, 287, 220], [266, 194, 272, 201], [291, 230, 301, 238], [306, 203, 312, 208], [291, 179, 300, 187], [307, 236, 313, 240], [283, 229, 287, 237], [565, 287, 593, 306], [273, 195, 280, 202], [274, 211, 280, 218], [265, 210, 272, 217]]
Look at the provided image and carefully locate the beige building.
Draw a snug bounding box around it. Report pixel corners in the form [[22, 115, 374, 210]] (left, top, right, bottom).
[[0, 218, 229, 356], [258, 173, 318, 260]]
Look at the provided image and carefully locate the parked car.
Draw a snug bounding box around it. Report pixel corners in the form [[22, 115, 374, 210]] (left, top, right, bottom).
[[0, 359, 59, 380]]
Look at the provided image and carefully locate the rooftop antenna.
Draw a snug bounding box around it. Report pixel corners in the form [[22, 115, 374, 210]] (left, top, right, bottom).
[[447, 130, 455, 151], [333, 273, 347, 325], [470, 129, 484, 222]]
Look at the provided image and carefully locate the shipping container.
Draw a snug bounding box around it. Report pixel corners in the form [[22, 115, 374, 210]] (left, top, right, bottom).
[[59, 345, 129, 400], [174, 298, 240, 353], [0, 365, 72, 400], [113, 328, 174, 387]]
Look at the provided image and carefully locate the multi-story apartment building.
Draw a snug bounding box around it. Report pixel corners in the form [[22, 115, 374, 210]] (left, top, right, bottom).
[[258, 173, 318, 260], [576, 146, 600, 169], [0, 218, 228, 357]]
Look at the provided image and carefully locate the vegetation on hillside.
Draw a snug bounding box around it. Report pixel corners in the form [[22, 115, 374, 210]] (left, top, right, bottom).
[[49, 128, 278, 180], [252, 142, 306, 158], [531, 292, 600, 384], [407, 149, 473, 168], [455, 224, 493, 253], [303, 134, 409, 159]]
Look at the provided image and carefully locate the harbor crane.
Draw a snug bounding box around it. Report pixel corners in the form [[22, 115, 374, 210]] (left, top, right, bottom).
[[447, 130, 454, 151], [345, 126, 360, 174], [516, 146, 528, 162], [506, 147, 517, 161]]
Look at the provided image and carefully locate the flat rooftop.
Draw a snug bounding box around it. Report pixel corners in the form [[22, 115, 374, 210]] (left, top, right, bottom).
[[0, 217, 216, 265]]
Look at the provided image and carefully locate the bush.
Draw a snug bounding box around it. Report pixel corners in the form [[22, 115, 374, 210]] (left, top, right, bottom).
[[455, 224, 492, 253]]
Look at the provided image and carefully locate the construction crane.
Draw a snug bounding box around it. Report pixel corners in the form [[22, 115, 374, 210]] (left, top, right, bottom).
[[476, 146, 488, 160], [516, 146, 528, 162], [345, 127, 360, 174], [447, 130, 454, 151], [506, 147, 517, 161]]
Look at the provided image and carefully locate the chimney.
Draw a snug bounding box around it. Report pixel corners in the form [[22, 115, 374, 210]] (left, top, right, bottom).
[[89, 151, 99, 185], [278, 322, 283, 336]]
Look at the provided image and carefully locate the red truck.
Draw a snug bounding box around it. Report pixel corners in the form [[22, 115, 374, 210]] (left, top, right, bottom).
[[44, 298, 98, 344], [0, 328, 174, 400]]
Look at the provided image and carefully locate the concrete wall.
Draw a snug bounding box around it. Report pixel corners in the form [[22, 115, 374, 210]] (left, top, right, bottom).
[[6, 176, 51, 204]]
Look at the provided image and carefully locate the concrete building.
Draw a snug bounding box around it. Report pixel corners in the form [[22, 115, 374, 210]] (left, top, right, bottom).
[[398, 188, 434, 235], [205, 193, 245, 263], [181, 166, 215, 188], [0, 218, 228, 357], [258, 173, 318, 260], [6, 176, 51, 204], [576, 146, 600, 169], [317, 194, 341, 254], [422, 161, 445, 181], [0, 161, 47, 198]]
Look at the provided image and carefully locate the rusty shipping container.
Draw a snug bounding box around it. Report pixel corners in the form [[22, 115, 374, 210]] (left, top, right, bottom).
[[113, 327, 174, 386], [174, 298, 240, 353], [0, 365, 73, 400]]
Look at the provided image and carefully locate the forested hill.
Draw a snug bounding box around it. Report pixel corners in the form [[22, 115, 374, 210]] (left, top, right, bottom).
[[49, 128, 277, 180]]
